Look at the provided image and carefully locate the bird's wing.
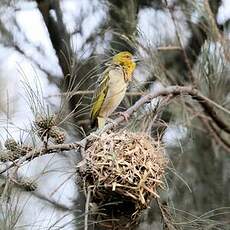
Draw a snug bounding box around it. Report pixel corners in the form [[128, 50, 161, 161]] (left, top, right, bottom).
[[90, 68, 110, 126]]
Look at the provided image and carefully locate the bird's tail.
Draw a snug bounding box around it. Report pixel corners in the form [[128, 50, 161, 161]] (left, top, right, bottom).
[[90, 117, 97, 128]]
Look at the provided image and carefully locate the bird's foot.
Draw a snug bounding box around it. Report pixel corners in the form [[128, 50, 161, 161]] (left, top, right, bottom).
[[107, 118, 118, 126], [118, 111, 130, 122]]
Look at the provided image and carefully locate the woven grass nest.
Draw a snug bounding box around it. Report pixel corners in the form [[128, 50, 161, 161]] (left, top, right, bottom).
[[78, 131, 168, 229]]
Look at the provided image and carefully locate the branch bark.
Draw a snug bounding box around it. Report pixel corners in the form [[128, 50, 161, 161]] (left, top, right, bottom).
[[36, 0, 72, 77], [1, 85, 229, 174]]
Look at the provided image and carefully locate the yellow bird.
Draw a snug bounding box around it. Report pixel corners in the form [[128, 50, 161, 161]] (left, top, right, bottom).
[[90, 51, 136, 128]]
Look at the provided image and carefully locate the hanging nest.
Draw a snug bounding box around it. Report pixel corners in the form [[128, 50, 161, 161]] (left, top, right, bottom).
[[77, 131, 168, 229]]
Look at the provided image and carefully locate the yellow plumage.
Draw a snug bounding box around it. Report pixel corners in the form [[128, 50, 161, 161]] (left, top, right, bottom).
[[90, 51, 136, 128]]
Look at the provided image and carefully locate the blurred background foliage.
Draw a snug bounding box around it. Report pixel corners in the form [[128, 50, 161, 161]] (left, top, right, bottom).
[[0, 0, 229, 229]]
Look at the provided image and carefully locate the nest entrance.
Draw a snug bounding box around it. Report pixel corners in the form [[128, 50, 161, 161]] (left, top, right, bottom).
[[78, 131, 168, 229]]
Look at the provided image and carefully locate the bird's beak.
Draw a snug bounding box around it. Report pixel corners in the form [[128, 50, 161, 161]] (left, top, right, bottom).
[[132, 56, 140, 63]]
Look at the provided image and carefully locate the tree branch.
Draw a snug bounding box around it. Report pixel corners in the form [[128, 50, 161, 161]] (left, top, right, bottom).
[[1, 85, 229, 174], [44, 90, 147, 99], [193, 93, 230, 133], [36, 0, 71, 77], [199, 116, 230, 152]]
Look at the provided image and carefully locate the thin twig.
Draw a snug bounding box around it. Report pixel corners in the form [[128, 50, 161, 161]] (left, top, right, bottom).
[[0, 142, 81, 174], [0, 174, 72, 211], [32, 190, 73, 212], [84, 187, 91, 230], [203, 0, 221, 41], [199, 116, 230, 152], [157, 199, 179, 230], [44, 90, 146, 99], [49, 173, 74, 197], [1, 85, 229, 174], [157, 46, 182, 51], [165, 0, 196, 84], [186, 102, 230, 152], [195, 93, 230, 133], [46, 88, 230, 117]]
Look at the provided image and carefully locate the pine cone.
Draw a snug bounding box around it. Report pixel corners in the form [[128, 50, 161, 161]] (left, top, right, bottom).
[[49, 126, 66, 144], [20, 145, 33, 154], [4, 138, 19, 151], [34, 114, 56, 130], [18, 177, 37, 191], [0, 150, 11, 162], [0, 150, 22, 162], [48, 114, 57, 126]]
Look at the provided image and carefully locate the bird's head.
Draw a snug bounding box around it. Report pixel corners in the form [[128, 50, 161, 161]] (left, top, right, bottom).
[[112, 51, 136, 81]]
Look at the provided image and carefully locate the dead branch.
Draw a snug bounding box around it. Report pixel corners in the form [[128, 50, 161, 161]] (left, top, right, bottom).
[[193, 93, 230, 134], [200, 117, 230, 152], [84, 187, 91, 230], [1, 85, 229, 175], [165, 0, 195, 84], [185, 102, 230, 151], [44, 90, 147, 99], [36, 0, 71, 77]]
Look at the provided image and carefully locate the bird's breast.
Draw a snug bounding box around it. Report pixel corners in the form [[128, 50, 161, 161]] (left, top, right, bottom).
[[99, 68, 127, 118]]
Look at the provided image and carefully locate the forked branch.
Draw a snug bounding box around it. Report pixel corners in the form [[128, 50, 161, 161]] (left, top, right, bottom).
[[0, 85, 229, 174]]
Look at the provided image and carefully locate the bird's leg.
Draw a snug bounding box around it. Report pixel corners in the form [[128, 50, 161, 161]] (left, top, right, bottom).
[[97, 117, 105, 129], [118, 111, 130, 122], [95, 117, 106, 135], [96, 117, 118, 135]]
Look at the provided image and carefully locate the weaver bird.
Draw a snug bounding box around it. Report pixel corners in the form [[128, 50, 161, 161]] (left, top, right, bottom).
[[90, 51, 136, 128]]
